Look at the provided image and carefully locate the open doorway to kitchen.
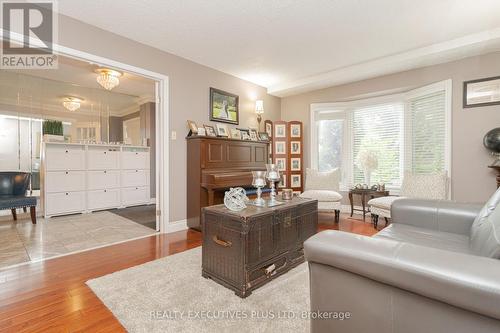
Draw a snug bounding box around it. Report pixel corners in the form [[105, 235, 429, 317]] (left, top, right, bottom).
[[0, 49, 168, 269]]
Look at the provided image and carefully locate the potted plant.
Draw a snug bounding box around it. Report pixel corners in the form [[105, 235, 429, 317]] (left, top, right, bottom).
[[42, 120, 64, 142]]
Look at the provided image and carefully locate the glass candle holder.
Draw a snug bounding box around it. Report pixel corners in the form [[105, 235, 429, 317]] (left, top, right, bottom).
[[252, 171, 266, 206], [266, 164, 281, 202]]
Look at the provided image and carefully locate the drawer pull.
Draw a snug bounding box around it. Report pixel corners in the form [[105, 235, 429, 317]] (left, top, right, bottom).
[[65, 150, 68, 153], [264, 264, 276, 276], [213, 236, 232, 247], [104, 151, 107, 154], [65, 193, 69, 196], [65, 171, 68, 174], [104, 170, 107, 173], [104, 189, 107, 192]]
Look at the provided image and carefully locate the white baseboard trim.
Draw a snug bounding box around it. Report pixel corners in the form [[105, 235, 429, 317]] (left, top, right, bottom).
[[165, 219, 188, 233]]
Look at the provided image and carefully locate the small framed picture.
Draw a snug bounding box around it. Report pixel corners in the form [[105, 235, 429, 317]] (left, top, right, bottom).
[[275, 124, 286, 138], [249, 129, 259, 141], [265, 122, 273, 137], [204, 125, 216, 137], [279, 174, 287, 187], [216, 123, 229, 137], [290, 141, 301, 154], [258, 132, 269, 141], [276, 158, 286, 171], [230, 129, 241, 139], [239, 128, 250, 140], [291, 174, 301, 188], [290, 124, 301, 137], [291, 158, 301, 171], [275, 141, 286, 155], [197, 127, 206, 136], [187, 120, 198, 134]]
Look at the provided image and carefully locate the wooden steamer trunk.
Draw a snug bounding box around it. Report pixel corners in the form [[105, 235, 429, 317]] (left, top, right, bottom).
[[202, 198, 318, 298]]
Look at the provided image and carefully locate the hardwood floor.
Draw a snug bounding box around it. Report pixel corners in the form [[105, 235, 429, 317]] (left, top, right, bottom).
[[0, 213, 379, 333]]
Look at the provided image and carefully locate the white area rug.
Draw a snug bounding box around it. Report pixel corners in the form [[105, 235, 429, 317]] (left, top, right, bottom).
[[87, 247, 310, 332]]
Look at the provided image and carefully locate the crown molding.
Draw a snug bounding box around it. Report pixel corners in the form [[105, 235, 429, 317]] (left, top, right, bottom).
[[268, 27, 500, 97]]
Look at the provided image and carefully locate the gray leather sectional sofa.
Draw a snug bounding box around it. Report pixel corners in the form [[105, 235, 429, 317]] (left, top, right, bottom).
[[304, 193, 500, 333]]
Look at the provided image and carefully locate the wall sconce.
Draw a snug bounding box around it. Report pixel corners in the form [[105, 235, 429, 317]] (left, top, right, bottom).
[[255, 100, 264, 131]]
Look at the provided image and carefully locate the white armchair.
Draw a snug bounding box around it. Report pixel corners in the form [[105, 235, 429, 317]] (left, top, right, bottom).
[[299, 168, 342, 222], [368, 171, 448, 227]]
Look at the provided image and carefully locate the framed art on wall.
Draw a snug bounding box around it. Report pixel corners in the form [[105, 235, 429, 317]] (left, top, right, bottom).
[[209, 87, 239, 124], [463, 76, 500, 108]]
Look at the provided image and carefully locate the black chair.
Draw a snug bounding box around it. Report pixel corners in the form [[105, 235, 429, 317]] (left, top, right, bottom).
[[0, 172, 37, 224]]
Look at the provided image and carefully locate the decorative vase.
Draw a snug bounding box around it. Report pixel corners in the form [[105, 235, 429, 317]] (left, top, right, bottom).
[[265, 164, 280, 203], [364, 170, 371, 186], [251, 171, 266, 206]]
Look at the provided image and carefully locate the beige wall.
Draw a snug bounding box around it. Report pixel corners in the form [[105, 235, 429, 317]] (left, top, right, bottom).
[[281, 52, 500, 203], [55, 15, 281, 223]]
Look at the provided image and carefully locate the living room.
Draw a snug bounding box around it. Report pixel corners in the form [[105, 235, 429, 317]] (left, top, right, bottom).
[[1, 1, 500, 332]]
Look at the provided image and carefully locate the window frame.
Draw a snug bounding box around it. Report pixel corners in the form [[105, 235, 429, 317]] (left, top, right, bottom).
[[310, 79, 452, 193]]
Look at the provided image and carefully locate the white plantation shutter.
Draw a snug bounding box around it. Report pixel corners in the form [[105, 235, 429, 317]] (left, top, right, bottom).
[[351, 102, 404, 187], [311, 80, 450, 191], [406, 89, 447, 174]]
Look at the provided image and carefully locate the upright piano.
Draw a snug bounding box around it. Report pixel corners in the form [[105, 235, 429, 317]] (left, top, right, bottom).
[[186, 136, 269, 230]]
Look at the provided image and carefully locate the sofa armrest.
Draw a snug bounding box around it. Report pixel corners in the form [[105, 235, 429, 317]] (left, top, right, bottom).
[[391, 199, 482, 235], [304, 230, 500, 320]]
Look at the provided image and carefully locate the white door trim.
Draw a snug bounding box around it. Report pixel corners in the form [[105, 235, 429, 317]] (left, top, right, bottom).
[[1, 31, 171, 233]]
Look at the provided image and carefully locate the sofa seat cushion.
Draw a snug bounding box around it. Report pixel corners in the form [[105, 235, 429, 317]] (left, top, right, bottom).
[[300, 190, 342, 202], [368, 196, 405, 210], [374, 224, 471, 254]]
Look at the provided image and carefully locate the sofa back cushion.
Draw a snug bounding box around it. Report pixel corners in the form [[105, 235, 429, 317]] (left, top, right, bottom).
[[400, 171, 448, 200], [304, 168, 340, 192], [470, 187, 500, 258]]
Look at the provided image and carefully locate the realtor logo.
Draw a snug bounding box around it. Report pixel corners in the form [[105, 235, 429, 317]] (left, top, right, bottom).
[[1, 0, 58, 69]]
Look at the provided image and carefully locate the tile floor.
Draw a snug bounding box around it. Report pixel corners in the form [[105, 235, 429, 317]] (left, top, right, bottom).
[[0, 211, 157, 270]]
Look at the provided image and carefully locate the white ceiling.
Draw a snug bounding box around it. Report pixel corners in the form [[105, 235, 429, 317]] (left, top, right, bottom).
[[58, 0, 500, 96]]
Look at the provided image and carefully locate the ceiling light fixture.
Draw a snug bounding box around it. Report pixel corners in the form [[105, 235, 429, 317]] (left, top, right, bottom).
[[96, 68, 122, 90], [62, 97, 83, 111]]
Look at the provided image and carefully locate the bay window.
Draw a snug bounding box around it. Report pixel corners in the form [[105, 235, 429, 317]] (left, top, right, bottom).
[[311, 80, 451, 190]]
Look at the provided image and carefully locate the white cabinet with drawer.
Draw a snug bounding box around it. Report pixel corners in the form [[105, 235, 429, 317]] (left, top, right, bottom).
[[45, 145, 85, 171], [121, 186, 150, 206], [43, 143, 151, 217], [121, 169, 149, 187], [45, 191, 85, 216], [87, 189, 121, 211], [87, 148, 120, 170], [87, 170, 121, 190], [45, 171, 85, 193], [122, 151, 149, 170]]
